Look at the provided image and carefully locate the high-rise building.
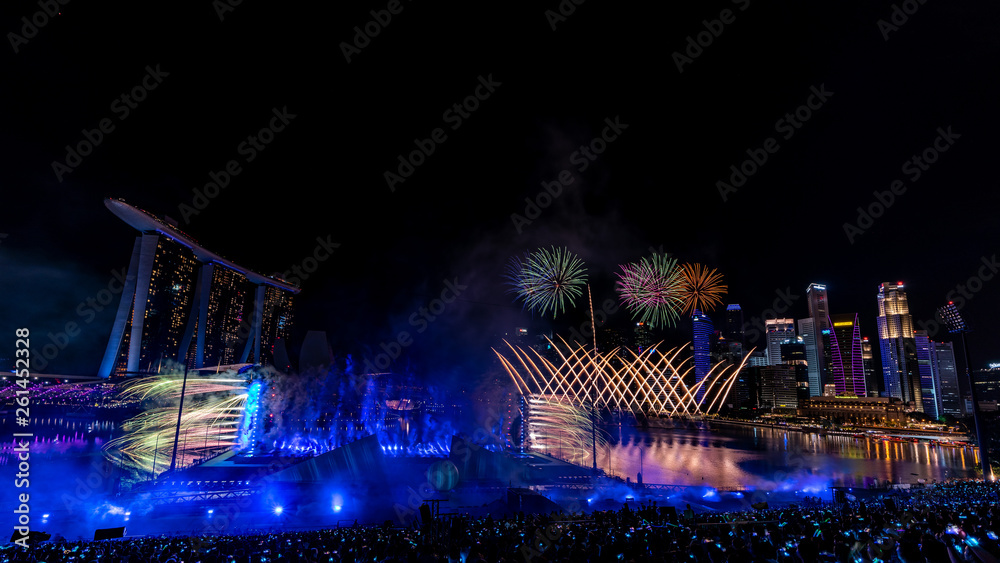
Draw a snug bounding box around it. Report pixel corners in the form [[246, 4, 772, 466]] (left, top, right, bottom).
[[972, 367, 1000, 408], [100, 199, 300, 377], [760, 364, 799, 411], [765, 318, 795, 366], [806, 283, 831, 386], [724, 305, 744, 347], [779, 339, 807, 364], [828, 313, 866, 397], [862, 337, 879, 397], [876, 282, 921, 409], [747, 349, 769, 367], [692, 310, 713, 401], [798, 318, 822, 397], [634, 322, 652, 352], [735, 366, 762, 409], [780, 338, 810, 403], [932, 341, 962, 416], [914, 330, 939, 418]]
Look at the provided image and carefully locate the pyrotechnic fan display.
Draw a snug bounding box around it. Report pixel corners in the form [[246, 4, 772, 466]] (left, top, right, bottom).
[[494, 337, 752, 417]]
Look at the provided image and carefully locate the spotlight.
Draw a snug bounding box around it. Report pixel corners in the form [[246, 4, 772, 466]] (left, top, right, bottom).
[[208, 509, 214, 515], [333, 505, 342, 513], [273, 506, 283, 515]]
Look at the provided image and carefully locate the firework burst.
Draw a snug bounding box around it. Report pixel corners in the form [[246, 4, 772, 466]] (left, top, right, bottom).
[[104, 372, 249, 477], [505, 246, 587, 318], [679, 263, 727, 315], [615, 253, 685, 328]]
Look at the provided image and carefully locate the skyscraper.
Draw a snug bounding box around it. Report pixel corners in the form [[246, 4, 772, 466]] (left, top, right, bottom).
[[100, 199, 299, 377], [806, 283, 831, 387], [724, 304, 744, 346], [876, 282, 921, 409], [914, 330, 938, 418], [692, 310, 713, 401], [760, 364, 799, 411], [828, 313, 866, 397], [932, 340, 961, 417], [798, 317, 822, 397], [862, 337, 879, 397], [780, 337, 811, 403], [634, 322, 652, 352], [765, 318, 795, 366]]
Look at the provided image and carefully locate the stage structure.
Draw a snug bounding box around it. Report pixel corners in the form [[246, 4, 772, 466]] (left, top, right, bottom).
[[495, 337, 752, 417]]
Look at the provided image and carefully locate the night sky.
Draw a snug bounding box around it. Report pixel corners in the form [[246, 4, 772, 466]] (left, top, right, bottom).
[[4, 1, 1000, 383]]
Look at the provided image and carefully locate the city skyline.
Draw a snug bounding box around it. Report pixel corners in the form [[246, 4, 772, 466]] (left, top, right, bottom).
[[2, 2, 999, 387]]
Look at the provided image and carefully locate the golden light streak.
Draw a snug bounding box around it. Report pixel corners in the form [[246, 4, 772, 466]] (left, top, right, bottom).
[[103, 371, 251, 477], [495, 338, 748, 417]]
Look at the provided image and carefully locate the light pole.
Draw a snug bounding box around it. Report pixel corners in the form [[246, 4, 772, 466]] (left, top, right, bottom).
[[169, 365, 190, 473], [938, 303, 992, 480]]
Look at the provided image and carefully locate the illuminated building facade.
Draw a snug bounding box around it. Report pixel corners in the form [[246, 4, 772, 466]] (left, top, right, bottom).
[[692, 310, 713, 401], [724, 304, 744, 346], [932, 341, 962, 416], [829, 313, 866, 397], [99, 199, 299, 377], [862, 337, 879, 397], [798, 317, 821, 396], [765, 318, 795, 366], [634, 322, 652, 352], [798, 396, 906, 425], [806, 283, 831, 387], [914, 330, 939, 418], [760, 364, 799, 412], [876, 282, 921, 409]]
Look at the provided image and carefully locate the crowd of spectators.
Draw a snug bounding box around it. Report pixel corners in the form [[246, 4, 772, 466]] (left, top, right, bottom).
[[4, 479, 1000, 563]]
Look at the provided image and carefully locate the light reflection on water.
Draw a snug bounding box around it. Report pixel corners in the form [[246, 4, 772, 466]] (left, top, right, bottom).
[[0, 417, 117, 462], [600, 422, 978, 489]]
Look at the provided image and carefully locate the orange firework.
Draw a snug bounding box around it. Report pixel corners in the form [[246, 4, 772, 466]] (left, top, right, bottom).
[[679, 263, 727, 315]]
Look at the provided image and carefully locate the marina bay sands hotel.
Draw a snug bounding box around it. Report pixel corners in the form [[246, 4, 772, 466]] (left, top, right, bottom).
[[99, 198, 300, 377]]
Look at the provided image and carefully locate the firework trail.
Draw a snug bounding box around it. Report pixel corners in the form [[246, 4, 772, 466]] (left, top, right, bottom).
[[615, 253, 685, 328], [104, 372, 248, 478], [505, 246, 587, 318], [679, 262, 728, 315]]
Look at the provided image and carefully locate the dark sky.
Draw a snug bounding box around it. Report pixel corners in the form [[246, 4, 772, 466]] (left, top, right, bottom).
[[3, 1, 1000, 381]]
